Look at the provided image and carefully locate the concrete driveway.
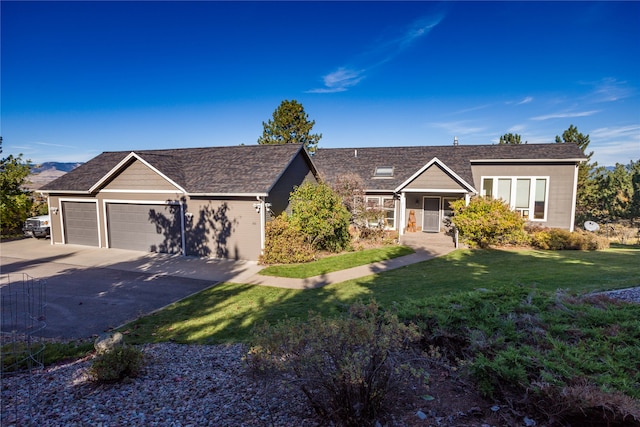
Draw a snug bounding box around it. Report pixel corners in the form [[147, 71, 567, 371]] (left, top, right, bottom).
[[1, 238, 262, 340]]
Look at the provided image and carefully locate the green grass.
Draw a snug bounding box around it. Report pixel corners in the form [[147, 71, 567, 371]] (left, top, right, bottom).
[[121, 246, 640, 345], [259, 245, 414, 278], [1, 340, 94, 373]]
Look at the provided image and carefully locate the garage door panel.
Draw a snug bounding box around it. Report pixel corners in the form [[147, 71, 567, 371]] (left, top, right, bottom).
[[107, 203, 182, 254], [62, 202, 99, 246]]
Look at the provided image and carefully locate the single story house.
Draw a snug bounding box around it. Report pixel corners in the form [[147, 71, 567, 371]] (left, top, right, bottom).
[[41, 142, 586, 261], [312, 143, 587, 237], [40, 144, 317, 261]]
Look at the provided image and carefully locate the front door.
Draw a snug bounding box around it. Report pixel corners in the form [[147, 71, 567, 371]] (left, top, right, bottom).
[[422, 197, 440, 233]]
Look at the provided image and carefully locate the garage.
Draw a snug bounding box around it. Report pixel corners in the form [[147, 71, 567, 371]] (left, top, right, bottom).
[[62, 201, 99, 246], [106, 202, 183, 254]]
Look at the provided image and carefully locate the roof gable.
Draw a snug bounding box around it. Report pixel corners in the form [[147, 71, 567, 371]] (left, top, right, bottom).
[[395, 157, 476, 193], [93, 152, 187, 193]]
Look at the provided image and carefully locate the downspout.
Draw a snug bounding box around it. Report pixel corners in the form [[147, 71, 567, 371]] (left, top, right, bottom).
[[257, 196, 266, 254], [180, 202, 187, 255]]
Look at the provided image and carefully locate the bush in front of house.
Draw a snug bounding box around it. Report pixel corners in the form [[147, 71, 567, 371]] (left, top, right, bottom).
[[260, 213, 315, 264], [450, 197, 529, 248], [289, 181, 352, 252], [247, 301, 423, 427], [528, 226, 609, 250]]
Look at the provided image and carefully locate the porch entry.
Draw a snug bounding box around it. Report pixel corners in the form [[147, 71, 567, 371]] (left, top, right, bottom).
[[422, 197, 440, 232]]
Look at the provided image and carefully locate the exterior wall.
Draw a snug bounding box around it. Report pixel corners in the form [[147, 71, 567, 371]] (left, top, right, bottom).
[[103, 159, 179, 191], [471, 162, 578, 229], [267, 151, 317, 217], [404, 164, 465, 191], [185, 197, 261, 261]]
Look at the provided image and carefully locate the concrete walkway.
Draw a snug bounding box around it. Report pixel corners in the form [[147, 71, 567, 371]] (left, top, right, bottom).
[[1, 232, 457, 290], [245, 232, 457, 289]]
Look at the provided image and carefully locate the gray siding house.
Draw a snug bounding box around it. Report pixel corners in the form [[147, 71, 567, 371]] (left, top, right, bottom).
[[312, 143, 587, 236], [42, 142, 586, 260], [41, 144, 317, 261]]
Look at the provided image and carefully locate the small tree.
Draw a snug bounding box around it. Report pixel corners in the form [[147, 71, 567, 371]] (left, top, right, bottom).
[[289, 181, 351, 252], [450, 197, 528, 248], [1, 139, 34, 235], [332, 173, 366, 226], [499, 133, 526, 144], [257, 100, 322, 154]]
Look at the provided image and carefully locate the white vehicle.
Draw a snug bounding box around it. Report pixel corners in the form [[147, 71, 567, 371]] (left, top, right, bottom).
[[22, 215, 51, 238]]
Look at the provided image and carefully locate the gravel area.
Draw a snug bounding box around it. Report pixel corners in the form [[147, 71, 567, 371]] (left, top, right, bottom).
[[1, 343, 319, 427], [3, 287, 638, 427], [595, 285, 640, 304]]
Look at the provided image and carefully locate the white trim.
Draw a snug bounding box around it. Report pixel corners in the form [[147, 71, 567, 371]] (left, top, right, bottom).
[[471, 158, 586, 163], [39, 190, 89, 194], [365, 195, 397, 230], [569, 165, 579, 232], [394, 157, 477, 194], [102, 199, 184, 254], [401, 188, 469, 194], [257, 196, 266, 254], [47, 195, 54, 245], [188, 192, 269, 197], [59, 198, 102, 247], [399, 193, 406, 236], [100, 189, 186, 194], [89, 152, 187, 194]]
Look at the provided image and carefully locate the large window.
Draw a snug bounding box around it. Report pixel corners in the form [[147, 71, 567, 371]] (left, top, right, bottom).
[[481, 177, 549, 220], [365, 196, 396, 229]]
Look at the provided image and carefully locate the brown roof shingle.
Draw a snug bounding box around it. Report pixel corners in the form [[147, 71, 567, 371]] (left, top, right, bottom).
[[41, 144, 307, 194], [312, 143, 587, 191]]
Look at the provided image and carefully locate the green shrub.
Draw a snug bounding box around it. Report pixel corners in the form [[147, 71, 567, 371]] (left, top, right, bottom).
[[88, 346, 144, 383], [529, 227, 609, 250], [450, 197, 529, 248], [260, 213, 315, 264], [248, 301, 422, 427], [289, 182, 352, 252]]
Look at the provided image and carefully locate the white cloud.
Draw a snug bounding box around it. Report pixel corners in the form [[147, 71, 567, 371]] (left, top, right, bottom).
[[584, 77, 635, 103], [509, 124, 526, 132], [531, 110, 600, 121], [306, 68, 366, 94], [430, 120, 486, 135], [590, 125, 640, 165], [307, 12, 445, 94], [517, 96, 533, 105]]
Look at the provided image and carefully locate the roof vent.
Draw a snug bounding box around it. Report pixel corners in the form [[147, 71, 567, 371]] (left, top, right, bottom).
[[453, 136, 459, 146], [354, 149, 358, 158]]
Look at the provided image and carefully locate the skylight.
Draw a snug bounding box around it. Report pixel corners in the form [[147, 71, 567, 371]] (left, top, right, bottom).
[[374, 166, 394, 177]]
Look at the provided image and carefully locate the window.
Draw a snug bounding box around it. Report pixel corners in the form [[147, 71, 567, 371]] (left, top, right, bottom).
[[497, 179, 512, 205], [373, 166, 394, 178], [481, 176, 548, 221], [482, 178, 493, 197], [534, 179, 546, 219], [365, 196, 396, 229]]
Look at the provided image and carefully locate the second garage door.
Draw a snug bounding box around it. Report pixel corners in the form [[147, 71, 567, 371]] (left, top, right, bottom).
[[107, 203, 183, 254]]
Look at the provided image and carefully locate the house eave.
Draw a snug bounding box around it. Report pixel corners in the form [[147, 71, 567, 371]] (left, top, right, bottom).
[[470, 158, 586, 163], [187, 192, 269, 198]]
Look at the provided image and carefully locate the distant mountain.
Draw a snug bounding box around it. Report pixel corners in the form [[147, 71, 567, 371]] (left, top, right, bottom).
[[27, 162, 83, 190], [30, 162, 82, 174]]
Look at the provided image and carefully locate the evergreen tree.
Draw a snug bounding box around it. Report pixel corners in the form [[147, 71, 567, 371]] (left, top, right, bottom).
[[258, 100, 322, 154], [498, 133, 525, 144]]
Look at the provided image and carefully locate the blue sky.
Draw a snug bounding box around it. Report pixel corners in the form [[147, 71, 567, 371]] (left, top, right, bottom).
[[2, 1, 639, 166]]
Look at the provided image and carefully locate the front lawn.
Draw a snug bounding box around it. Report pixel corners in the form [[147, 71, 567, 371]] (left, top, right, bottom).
[[121, 246, 640, 345], [258, 245, 414, 278]]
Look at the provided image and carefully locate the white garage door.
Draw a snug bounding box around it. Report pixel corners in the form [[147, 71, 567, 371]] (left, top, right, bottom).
[[107, 203, 183, 254]]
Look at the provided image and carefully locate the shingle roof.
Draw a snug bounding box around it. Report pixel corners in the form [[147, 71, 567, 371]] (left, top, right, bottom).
[[312, 143, 587, 191], [41, 144, 308, 194]]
